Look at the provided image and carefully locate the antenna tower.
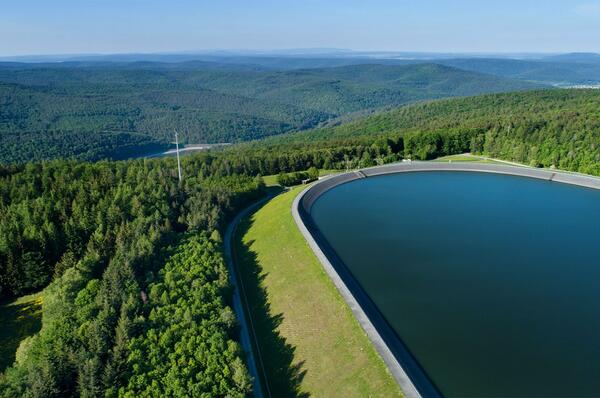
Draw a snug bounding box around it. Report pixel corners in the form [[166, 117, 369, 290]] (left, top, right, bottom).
[[175, 130, 182, 182]]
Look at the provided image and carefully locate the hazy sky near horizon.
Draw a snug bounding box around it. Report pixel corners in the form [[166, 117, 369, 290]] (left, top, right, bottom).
[[2, 0, 600, 56]]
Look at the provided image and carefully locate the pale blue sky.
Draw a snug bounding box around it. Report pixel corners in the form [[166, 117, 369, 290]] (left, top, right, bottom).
[[1, 0, 600, 56]]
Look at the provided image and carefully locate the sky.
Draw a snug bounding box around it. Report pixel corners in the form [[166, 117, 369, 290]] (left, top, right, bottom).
[[1, 0, 600, 56]]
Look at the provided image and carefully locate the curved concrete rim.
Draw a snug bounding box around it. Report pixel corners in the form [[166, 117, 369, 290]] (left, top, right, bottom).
[[292, 162, 600, 398]]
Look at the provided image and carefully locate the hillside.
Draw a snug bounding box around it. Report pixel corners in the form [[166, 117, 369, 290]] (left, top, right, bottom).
[[435, 58, 600, 86], [0, 62, 538, 163], [2, 87, 600, 397], [248, 89, 600, 176], [190, 63, 539, 114], [541, 52, 600, 64]]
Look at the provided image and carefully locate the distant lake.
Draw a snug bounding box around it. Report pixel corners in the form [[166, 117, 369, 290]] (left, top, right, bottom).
[[310, 171, 600, 397], [138, 143, 230, 159]]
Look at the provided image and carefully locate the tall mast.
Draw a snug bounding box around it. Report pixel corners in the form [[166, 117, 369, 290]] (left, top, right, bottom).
[[175, 130, 182, 182]]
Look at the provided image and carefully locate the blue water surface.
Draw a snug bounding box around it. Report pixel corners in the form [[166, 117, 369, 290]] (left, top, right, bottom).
[[310, 171, 600, 397]]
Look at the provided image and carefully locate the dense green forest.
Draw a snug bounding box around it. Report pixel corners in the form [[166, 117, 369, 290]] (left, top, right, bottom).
[[2, 76, 600, 397], [0, 156, 265, 396], [248, 89, 600, 175], [0, 62, 537, 163], [0, 141, 395, 397], [0, 130, 168, 164]]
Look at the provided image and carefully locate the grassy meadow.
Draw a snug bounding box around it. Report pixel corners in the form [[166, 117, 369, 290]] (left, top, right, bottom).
[[0, 292, 43, 372]]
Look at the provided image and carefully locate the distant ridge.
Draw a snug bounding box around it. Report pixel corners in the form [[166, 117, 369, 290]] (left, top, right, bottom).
[[0, 62, 537, 163], [540, 52, 600, 64]]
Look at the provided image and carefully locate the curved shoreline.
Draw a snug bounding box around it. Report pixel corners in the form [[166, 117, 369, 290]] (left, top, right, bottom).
[[292, 162, 600, 398]]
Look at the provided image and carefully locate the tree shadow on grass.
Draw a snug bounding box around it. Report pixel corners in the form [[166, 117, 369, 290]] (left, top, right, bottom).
[[234, 216, 308, 398], [0, 295, 42, 372]]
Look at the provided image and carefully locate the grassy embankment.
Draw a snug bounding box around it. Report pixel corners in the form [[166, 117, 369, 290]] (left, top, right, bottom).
[[238, 158, 507, 396], [433, 153, 503, 163], [234, 187, 403, 398], [261, 169, 341, 187], [0, 292, 43, 372]]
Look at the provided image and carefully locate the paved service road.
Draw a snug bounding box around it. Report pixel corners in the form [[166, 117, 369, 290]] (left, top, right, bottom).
[[224, 192, 283, 398]]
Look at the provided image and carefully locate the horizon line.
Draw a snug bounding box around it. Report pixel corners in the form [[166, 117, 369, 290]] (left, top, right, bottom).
[[1, 48, 599, 61]]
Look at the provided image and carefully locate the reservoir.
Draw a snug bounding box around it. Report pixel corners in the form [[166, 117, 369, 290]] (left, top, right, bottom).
[[309, 171, 600, 397]]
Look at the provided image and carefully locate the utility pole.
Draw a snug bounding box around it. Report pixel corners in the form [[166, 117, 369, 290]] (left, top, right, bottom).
[[175, 130, 182, 182]]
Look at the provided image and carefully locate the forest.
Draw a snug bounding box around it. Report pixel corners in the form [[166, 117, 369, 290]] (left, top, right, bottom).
[[0, 62, 536, 163], [2, 80, 600, 396], [254, 88, 600, 176], [0, 130, 168, 165], [0, 156, 264, 397]]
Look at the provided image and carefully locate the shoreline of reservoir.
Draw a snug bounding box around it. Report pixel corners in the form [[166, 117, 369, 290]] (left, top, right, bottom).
[[293, 162, 600, 397]]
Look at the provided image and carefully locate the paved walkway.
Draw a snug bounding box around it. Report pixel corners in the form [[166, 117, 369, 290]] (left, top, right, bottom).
[[224, 196, 273, 398], [461, 152, 526, 166], [224, 190, 286, 398]]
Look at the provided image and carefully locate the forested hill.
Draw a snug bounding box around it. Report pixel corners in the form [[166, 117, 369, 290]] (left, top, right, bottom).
[[1, 87, 599, 396], [0, 62, 538, 163], [433, 58, 600, 86], [0, 156, 266, 396], [249, 89, 600, 176], [181, 63, 539, 114]]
